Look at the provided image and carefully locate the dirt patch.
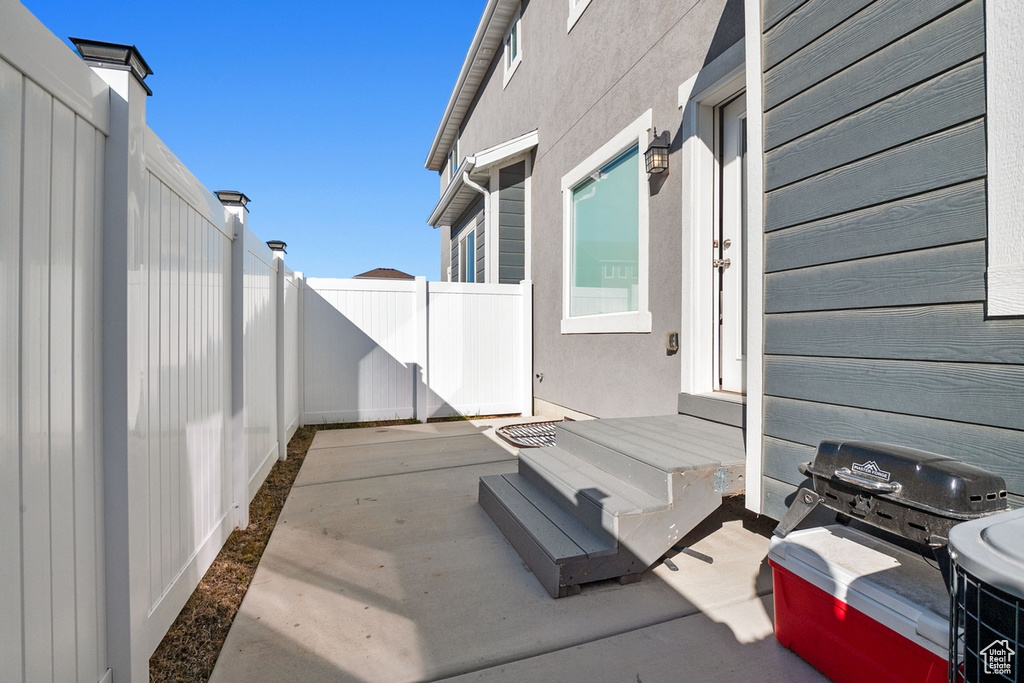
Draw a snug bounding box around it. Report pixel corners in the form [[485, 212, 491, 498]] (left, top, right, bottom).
[[149, 419, 418, 682]]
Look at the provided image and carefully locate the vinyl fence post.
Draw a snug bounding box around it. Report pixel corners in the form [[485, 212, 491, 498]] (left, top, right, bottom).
[[89, 41, 152, 683], [297, 273, 306, 427], [220, 197, 250, 532], [520, 280, 533, 417], [274, 251, 286, 459], [415, 276, 429, 421]]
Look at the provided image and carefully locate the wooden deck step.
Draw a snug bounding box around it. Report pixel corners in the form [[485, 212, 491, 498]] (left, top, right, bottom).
[[558, 415, 743, 472], [478, 413, 747, 598]]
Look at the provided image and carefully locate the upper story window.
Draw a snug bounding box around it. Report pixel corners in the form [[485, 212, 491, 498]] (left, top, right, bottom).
[[560, 110, 652, 334], [503, 7, 522, 88], [447, 138, 460, 180], [567, 0, 594, 32]]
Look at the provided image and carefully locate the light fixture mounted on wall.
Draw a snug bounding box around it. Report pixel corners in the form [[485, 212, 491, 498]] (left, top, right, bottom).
[[644, 128, 671, 174], [266, 240, 287, 253]]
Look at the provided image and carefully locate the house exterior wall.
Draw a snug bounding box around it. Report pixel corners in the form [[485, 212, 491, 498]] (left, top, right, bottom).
[[443, 0, 744, 417], [451, 197, 484, 282], [757, 0, 1024, 517], [498, 161, 526, 284]]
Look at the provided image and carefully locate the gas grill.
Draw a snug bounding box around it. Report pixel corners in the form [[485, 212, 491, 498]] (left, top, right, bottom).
[[775, 442, 1008, 563]]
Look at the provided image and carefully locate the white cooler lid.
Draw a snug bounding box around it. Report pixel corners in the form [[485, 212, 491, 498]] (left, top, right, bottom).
[[948, 506, 1024, 601], [769, 525, 950, 654]]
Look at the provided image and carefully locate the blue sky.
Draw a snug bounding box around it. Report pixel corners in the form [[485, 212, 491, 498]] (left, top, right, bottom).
[[24, 0, 485, 280]]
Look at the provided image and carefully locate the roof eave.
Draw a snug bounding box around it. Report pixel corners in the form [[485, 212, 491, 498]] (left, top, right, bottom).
[[425, 0, 520, 172]]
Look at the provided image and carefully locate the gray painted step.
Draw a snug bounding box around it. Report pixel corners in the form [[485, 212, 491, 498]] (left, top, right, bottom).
[[558, 415, 744, 471], [499, 472, 616, 558], [479, 414, 748, 598], [553, 429, 671, 502], [677, 393, 746, 428], [519, 447, 668, 540]]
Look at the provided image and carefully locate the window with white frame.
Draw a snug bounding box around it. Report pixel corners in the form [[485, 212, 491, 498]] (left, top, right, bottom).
[[567, 0, 594, 32], [503, 6, 522, 88], [561, 110, 652, 334], [448, 138, 460, 180]]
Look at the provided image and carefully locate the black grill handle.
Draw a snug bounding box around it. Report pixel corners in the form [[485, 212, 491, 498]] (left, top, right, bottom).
[[833, 467, 903, 494]]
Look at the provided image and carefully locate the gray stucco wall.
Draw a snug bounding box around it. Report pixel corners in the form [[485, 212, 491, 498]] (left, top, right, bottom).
[[450, 0, 744, 418], [758, 0, 1024, 517]]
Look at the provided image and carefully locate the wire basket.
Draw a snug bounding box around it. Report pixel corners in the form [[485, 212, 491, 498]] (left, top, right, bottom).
[[949, 563, 1021, 682]]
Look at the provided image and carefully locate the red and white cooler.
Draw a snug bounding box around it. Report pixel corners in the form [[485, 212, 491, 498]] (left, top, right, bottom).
[[769, 524, 950, 683]]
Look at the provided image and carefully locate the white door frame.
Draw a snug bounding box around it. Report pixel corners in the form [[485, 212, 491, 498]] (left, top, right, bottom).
[[679, 44, 745, 398], [679, 32, 766, 514], [714, 93, 747, 394]]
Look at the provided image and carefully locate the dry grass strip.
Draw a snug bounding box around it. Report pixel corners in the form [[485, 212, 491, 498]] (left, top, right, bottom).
[[149, 419, 418, 682]]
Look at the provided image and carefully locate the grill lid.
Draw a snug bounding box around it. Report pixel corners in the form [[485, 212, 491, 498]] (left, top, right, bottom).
[[775, 441, 1008, 543], [806, 441, 1009, 519]]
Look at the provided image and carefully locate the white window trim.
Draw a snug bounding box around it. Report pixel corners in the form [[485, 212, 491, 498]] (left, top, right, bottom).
[[503, 6, 523, 89], [986, 3, 1024, 316], [447, 138, 460, 182], [560, 109, 653, 334], [567, 0, 594, 33]]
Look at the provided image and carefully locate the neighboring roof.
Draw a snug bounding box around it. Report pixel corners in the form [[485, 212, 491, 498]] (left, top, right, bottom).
[[353, 268, 415, 280], [427, 130, 539, 227], [424, 0, 522, 172]]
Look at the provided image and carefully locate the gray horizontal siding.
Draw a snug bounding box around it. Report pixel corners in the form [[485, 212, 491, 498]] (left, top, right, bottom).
[[763, 397, 1024, 496], [499, 162, 526, 285], [763, 0, 810, 32], [764, 241, 985, 313], [765, 0, 984, 150], [762, 437, 815, 487], [764, 356, 1024, 433], [763, 0, 873, 70], [757, 0, 1024, 517], [765, 304, 1024, 364], [765, 118, 986, 231], [476, 209, 485, 283], [765, 57, 985, 190], [761, 477, 801, 522], [765, 179, 986, 272], [763, 0, 966, 109]]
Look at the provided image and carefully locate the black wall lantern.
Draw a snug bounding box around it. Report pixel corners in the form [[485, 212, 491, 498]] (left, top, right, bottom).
[[266, 240, 287, 253], [644, 128, 671, 174]]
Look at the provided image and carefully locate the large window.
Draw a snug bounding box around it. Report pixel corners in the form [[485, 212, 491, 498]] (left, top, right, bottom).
[[561, 110, 652, 334], [570, 146, 639, 316]]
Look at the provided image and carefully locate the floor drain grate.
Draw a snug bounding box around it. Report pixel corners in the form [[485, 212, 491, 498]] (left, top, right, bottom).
[[495, 421, 559, 448]]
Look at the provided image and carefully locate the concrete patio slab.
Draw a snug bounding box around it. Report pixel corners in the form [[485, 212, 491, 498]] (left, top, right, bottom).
[[438, 596, 822, 682], [211, 421, 824, 683]]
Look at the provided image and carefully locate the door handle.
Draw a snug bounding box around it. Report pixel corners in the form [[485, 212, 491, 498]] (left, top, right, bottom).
[[713, 259, 731, 269]]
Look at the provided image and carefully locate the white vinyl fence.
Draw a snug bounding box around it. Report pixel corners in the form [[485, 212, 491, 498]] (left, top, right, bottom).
[[303, 278, 532, 423], [2, 4, 531, 682]]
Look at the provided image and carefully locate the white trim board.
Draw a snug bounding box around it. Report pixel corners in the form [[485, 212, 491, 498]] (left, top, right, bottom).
[[744, 9, 765, 515], [677, 34, 763, 514], [567, 0, 594, 33], [986, 2, 1024, 317], [560, 109, 653, 334], [678, 38, 746, 399]]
